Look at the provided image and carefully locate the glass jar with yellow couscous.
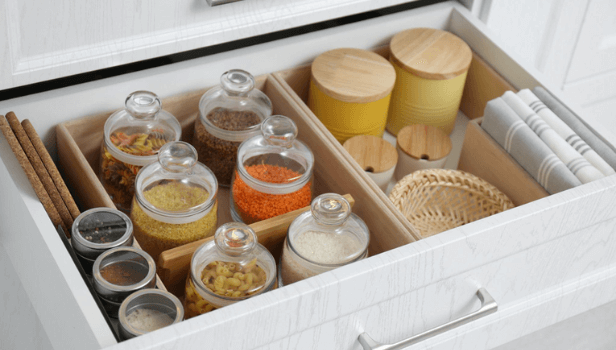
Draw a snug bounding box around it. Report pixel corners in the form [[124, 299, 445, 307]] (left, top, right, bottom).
[[130, 141, 218, 261], [184, 222, 276, 319]]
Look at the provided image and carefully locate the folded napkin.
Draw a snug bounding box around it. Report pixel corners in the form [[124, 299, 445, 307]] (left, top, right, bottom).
[[502, 91, 603, 184], [533, 86, 616, 172], [518, 89, 614, 176], [482, 97, 581, 194]]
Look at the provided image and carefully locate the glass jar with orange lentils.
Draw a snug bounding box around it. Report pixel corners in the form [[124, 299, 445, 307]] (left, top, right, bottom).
[[230, 115, 314, 224]]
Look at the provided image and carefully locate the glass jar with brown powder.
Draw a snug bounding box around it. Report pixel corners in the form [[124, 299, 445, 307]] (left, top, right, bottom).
[[193, 70, 272, 187]]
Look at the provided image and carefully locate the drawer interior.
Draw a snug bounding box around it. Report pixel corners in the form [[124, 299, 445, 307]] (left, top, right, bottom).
[[273, 46, 552, 238]]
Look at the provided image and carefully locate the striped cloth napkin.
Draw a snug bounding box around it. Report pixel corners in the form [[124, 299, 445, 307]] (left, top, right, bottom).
[[518, 89, 614, 176], [482, 97, 581, 194], [533, 86, 616, 172], [502, 91, 604, 184]]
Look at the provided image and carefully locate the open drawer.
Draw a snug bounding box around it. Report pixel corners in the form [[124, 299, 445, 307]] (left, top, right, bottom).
[[2, 2, 616, 350]]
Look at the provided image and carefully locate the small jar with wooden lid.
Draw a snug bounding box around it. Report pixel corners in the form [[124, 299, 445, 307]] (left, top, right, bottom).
[[386, 28, 472, 135], [308, 48, 396, 143], [343, 135, 398, 192], [394, 124, 452, 181]]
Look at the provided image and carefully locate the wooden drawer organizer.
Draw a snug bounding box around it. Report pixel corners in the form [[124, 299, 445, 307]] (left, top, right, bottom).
[[56, 74, 414, 299], [273, 46, 551, 238]]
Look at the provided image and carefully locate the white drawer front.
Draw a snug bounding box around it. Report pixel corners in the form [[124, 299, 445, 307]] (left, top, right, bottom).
[[1, 2, 616, 350]]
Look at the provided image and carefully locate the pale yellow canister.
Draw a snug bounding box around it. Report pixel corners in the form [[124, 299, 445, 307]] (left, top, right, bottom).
[[386, 28, 472, 135], [308, 48, 396, 143]]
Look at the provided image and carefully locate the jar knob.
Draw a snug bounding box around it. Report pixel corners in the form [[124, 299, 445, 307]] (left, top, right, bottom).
[[125, 91, 162, 120], [311, 193, 351, 225], [215, 222, 257, 256], [261, 115, 297, 148], [158, 142, 197, 173], [221, 69, 255, 95]]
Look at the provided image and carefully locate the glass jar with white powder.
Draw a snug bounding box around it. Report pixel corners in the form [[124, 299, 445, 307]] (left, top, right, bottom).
[[279, 193, 370, 286]]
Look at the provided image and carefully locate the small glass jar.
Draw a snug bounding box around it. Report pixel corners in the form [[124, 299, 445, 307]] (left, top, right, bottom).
[[230, 115, 314, 224], [118, 289, 184, 339], [71, 208, 134, 274], [280, 193, 370, 286], [193, 70, 272, 187], [93, 246, 157, 318], [130, 141, 218, 261], [184, 222, 276, 319], [100, 91, 182, 212]]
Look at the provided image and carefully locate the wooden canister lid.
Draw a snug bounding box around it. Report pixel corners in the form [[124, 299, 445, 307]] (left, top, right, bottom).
[[343, 135, 398, 173], [311, 48, 396, 103], [390, 28, 472, 80], [397, 124, 452, 161]]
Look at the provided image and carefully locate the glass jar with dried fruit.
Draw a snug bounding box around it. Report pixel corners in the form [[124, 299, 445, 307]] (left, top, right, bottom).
[[184, 222, 276, 319], [130, 141, 218, 261], [193, 70, 272, 187], [100, 91, 182, 212], [230, 115, 314, 224]]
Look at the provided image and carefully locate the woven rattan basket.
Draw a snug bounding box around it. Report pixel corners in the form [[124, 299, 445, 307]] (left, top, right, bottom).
[[389, 169, 514, 238]]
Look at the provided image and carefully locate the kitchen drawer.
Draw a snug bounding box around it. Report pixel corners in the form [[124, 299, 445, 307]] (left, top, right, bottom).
[[2, 2, 616, 350]]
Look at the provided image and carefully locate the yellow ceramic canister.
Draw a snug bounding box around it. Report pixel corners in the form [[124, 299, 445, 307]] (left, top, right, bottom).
[[386, 28, 472, 135], [308, 48, 396, 143]]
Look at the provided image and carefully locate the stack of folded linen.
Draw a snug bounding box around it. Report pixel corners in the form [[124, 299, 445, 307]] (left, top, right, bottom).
[[481, 88, 615, 195]]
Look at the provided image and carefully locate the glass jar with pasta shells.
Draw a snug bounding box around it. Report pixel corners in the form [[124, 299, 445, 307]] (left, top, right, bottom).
[[130, 141, 218, 261], [100, 91, 182, 212], [184, 222, 276, 319], [193, 69, 272, 187], [280, 193, 370, 286], [230, 115, 314, 224]]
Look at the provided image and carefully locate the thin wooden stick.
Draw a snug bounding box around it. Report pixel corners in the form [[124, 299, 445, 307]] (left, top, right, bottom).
[[22, 119, 81, 220], [0, 114, 68, 236], [7, 113, 74, 233]]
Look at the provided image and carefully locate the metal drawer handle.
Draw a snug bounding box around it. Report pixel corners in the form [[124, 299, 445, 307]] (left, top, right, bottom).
[[206, 0, 242, 6], [358, 288, 497, 350]]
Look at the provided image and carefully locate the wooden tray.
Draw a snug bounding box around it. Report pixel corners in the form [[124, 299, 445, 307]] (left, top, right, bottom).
[[56, 74, 416, 298], [272, 48, 549, 231]]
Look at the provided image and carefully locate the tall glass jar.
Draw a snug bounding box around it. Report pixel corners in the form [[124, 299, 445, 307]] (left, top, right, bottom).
[[280, 193, 370, 286], [130, 141, 218, 261], [230, 115, 314, 224], [193, 70, 272, 187], [184, 222, 276, 319], [100, 91, 182, 212]]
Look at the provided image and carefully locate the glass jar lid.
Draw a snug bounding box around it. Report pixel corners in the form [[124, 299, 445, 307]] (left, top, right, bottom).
[[103, 91, 182, 166], [134, 141, 218, 224], [118, 289, 183, 339], [71, 208, 134, 260], [190, 223, 276, 306], [199, 70, 272, 142], [287, 193, 369, 265], [236, 115, 314, 194]]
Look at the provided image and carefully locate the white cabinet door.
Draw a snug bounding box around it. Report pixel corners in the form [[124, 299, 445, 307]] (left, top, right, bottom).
[[0, 0, 418, 91]]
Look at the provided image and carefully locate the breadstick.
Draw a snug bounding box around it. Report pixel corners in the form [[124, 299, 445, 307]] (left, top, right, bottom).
[[7, 113, 74, 233], [0, 114, 69, 236], [22, 119, 81, 220]]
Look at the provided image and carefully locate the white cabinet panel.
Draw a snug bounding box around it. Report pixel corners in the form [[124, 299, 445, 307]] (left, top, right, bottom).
[[0, 0, 419, 91], [566, 0, 616, 83]]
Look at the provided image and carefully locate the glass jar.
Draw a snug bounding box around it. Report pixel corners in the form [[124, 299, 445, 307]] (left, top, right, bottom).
[[92, 246, 157, 318], [71, 208, 134, 274], [193, 70, 272, 187], [130, 141, 218, 261], [230, 115, 314, 224], [280, 193, 370, 286], [184, 222, 276, 319], [100, 91, 182, 212]]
